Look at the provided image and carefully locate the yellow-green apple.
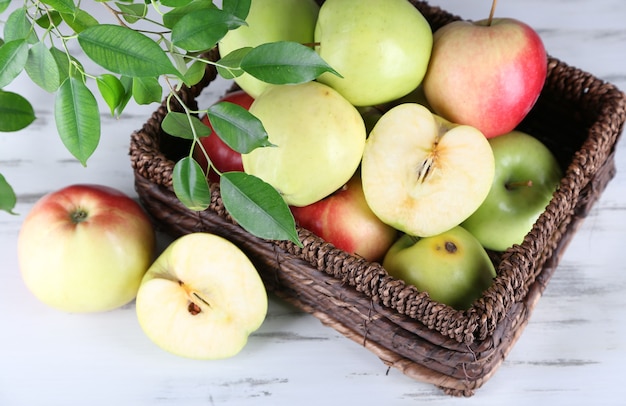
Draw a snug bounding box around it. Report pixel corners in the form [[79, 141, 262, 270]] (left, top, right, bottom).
[[383, 226, 496, 310], [290, 173, 398, 263], [218, 0, 320, 98], [193, 90, 253, 182], [314, 0, 433, 106], [135, 232, 267, 360], [242, 81, 366, 207], [422, 16, 547, 138], [462, 130, 562, 251], [17, 184, 155, 313], [361, 103, 495, 237]]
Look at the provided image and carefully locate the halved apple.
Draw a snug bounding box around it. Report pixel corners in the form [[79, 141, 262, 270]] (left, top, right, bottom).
[[135, 233, 268, 360], [361, 103, 495, 237]]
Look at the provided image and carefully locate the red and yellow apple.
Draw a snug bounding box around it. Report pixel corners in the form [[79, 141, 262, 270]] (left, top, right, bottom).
[[422, 16, 547, 138], [18, 184, 156, 313], [290, 173, 398, 263]]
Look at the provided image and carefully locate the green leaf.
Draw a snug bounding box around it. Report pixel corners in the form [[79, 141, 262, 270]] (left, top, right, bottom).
[[162, 0, 216, 29], [0, 39, 29, 88], [77, 24, 181, 78], [25, 42, 61, 92], [216, 47, 250, 79], [0, 0, 11, 14], [115, 75, 134, 116], [4, 8, 38, 43], [131, 76, 163, 105], [0, 173, 17, 215], [207, 102, 273, 153], [182, 59, 207, 86], [35, 11, 63, 29], [116, 2, 148, 24], [162, 111, 212, 139], [220, 172, 301, 246], [96, 74, 126, 116], [0, 90, 35, 132], [55, 77, 101, 166], [50, 46, 83, 82], [40, 0, 76, 14], [171, 8, 245, 52], [60, 9, 99, 33], [161, 0, 194, 6], [222, 0, 251, 21], [172, 157, 211, 211], [241, 41, 341, 85]]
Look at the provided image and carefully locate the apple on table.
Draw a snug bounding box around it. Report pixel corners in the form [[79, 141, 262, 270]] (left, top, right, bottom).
[[17, 184, 156, 313], [135, 232, 268, 360]]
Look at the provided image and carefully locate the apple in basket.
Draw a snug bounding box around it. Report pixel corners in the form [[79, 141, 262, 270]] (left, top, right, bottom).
[[422, 6, 547, 138], [218, 0, 320, 98], [135, 233, 268, 359], [462, 130, 563, 251], [290, 173, 398, 263], [360, 103, 495, 237], [242, 81, 366, 207], [193, 90, 253, 182], [383, 226, 496, 310], [314, 0, 433, 106], [17, 184, 156, 313]]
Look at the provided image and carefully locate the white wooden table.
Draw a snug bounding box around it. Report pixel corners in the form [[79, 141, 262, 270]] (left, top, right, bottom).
[[1, 1, 625, 404]]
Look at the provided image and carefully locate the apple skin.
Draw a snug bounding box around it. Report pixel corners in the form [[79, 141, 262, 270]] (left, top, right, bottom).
[[314, 0, 433, 106], [242, 81, 366, 207], [422, 18, 547, 138], [218, 0, 320, 98], [135, 233, 268, 360], [193, 90, 253, 182], [382, 226, 496, 310], [290, 173, 398, 263], [462, 130, 563, 251], [17, 184, 156, 313]]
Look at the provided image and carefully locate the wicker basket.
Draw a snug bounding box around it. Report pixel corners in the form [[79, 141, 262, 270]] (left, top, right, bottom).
[[129, 0, 626, 397]]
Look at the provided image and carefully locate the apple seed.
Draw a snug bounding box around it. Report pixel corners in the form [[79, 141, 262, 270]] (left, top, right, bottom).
[[416, 155, 435, 184], [188, 301, 201, 315]]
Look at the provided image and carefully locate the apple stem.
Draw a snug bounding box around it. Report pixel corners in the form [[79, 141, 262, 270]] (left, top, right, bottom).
[[70, 209, 89, 224], [506, 180, 533, 190], [487, 0, 498, 26]]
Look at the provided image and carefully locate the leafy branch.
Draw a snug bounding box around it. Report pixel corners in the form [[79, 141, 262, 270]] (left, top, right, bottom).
[[0, 0, 340, 246]]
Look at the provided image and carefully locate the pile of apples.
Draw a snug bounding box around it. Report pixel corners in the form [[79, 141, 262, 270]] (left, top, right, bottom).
[[197, 0, 564, 310]]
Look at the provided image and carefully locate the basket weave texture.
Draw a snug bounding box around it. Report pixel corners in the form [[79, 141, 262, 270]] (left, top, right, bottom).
[[129, 0, 626, 397]]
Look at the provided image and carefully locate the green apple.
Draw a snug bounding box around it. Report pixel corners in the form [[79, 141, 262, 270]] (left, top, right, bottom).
[[135, 233, 268, 360], [314, 0, 433, 106], [462, 130, 563, 251], [242, 81, 366, 207], [361, 103, 495, 237], [218, 0, 320, 98], [382, 226, 496, 310], [422, 16, 547, 138], [18, 184, 156, 313]]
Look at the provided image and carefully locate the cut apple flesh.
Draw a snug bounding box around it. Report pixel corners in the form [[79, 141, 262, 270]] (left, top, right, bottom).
[[136, 233, 268, 360], [361, 103, 495, 237]]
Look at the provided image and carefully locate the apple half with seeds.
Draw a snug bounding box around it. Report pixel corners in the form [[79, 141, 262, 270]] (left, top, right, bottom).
[[135, 233, 268, 360], [361, 103, 495, 237]]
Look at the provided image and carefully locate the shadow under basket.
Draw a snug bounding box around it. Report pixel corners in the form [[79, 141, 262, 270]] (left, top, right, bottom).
[[130, 1, 626, 397]]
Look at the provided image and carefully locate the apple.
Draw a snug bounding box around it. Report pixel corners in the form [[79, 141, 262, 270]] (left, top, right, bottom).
[[242, 81, 366, 207], [361, 103, 495, 237], [462, 130, 563, 251], [422, 14, 547, 138], [218, 0, 320, 98], [290, 173, 398, 263], [17, 184, 156, 313], [193, 90, 253, 182], [382, 226, 496, 310], [314, 0, 433, 106], [135, 232, 268, 360]]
